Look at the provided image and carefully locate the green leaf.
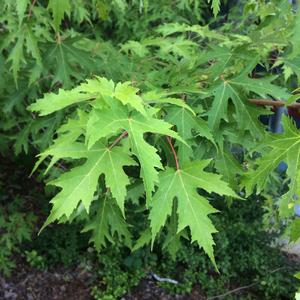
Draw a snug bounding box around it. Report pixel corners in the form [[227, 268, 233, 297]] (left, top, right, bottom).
[[29, 77, 145, 115], [243, 117, 300, 216], [8, 29, 25, 84], [290, 219, 300, 243], [41, 142, 136, 230], [209, 0, 220, 17], [16, 0, 29, 25], [28, 87, 93, 116], [207, 80, 267, 140], [149, 160, 238, 264], [48, 0, 71, 31], [142, 91, 195, 114], [166, 107, 214, 162], [215, 151, 243, 189], [132, 229, 152, 251], [290, 9, 300, 59], [83, 195, 132, 250], [86, 104, 185, 201], [114, 82, 146, 115]]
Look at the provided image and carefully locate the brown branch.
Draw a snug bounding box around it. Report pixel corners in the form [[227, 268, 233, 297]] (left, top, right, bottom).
[[166, 136, 180, 170], [108, 131, 128, 150], [28, 0, 37, 19], [249, 98, 300, 109]]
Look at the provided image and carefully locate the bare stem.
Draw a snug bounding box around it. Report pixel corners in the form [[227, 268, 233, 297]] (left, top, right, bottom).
[[166, 136, 180, 170], [109, 131, 128, 150], [249, 98, 300, 109], [28, 0, 37, 19]]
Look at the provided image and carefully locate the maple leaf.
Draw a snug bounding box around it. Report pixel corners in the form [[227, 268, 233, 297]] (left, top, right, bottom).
[[215, 150, 243, 190], [114, 81, 146, 115], [47, 0, 71, 31], [243, 117, 300, 216], [166, 107, 214, 162], [40, 142, 136, 230], [83, 195, 132, 251], [207, 76, 289, 139], [289, 9, 300, 59], [29, 76, 146, 115], [209, 0, 220, 17], [86, 103, 185, 201], [149, 160, 238, 264], [16, 0, 29, 25]]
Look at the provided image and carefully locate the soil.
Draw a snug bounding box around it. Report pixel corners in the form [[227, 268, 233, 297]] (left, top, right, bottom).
[[0, 265, 207, 300], [0, 264, 91, 300]]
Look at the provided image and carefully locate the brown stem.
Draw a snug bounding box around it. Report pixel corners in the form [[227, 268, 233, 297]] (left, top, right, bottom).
[[108, 131, 128, 150], [28, 0, 37, 19], [166, 136, 180, 170], [249, 98, 300, 109]]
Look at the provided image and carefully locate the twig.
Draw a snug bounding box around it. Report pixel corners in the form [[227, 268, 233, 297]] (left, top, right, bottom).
[[207, 282, 258, 299], [108, 131, 128, 150], [249, 98, 300, 109], [28, 0, 37, 19], [166, 136, 180, 170], [207, 266, 288, 300]]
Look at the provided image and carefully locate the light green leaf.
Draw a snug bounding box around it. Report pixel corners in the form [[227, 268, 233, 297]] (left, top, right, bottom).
[[41, 143, 136, 230], [16, 0, 29, 25], [166, 107, 214, 162], [209, 0, 220, 17], [48, 0, 71, 31], [243, 117, 300, 216], [114, 82, 146, 115], [207, 80, 268, 140], [149, 160, 238, 264], [86, 104, 185, 200]]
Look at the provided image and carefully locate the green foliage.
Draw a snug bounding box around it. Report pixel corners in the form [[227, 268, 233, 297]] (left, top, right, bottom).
[[86, 199, 298, 299], [1, 1, 300, 294], [0, 197, 37, 276], [25, 250, 46, 271], [155, 199, 297, 299], [30, 223, 90, 267]]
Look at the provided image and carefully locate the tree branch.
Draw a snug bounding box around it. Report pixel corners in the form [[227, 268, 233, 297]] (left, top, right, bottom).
[[108, 131, 128, 150], [28, 0, 37, 19], [249, 98, 300, 109]]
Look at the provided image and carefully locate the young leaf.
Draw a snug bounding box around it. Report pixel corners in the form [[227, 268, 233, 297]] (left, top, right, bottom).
[[166, 107, 214, 162], [48, 0, 71, 31], [41, 143, 136, 230], [16, 0, 29, 25], [243, 117, 300, 215], [83, 195, 132, 250], [209, 0, 220, 17], [149, 160, 238, 264], [86, 104, 185, 201]]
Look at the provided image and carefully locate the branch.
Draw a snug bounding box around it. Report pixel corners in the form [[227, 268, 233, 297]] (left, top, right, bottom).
[[249, 98, 300, 109], [207, 266, 289, 300], [28, 0, 37, 19], [166, 136, 180, 170], [108, 131, 128, 150]]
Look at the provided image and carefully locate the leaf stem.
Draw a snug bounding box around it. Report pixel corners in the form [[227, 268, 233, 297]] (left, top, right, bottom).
[[166, 136, 180, 170], [109, 131, 128, 150], [28, 0, 37, 19]]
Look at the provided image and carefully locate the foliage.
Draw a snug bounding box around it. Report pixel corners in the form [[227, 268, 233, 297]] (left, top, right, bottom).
[[25, 250, 47, 271], [29, 222, 90, 267], [1, 0, 300, 295], [89, 199, 298, 299], [0, 195, 37, 276]]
